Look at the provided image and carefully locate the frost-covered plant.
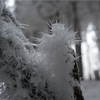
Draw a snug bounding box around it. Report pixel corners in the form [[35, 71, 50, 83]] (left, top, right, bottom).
[[0, 18, 57, 100], [0, 1, 84, 100], [0, 2, 55, 100], [34, 23, 84, 100], [0, 21, 84, 100]]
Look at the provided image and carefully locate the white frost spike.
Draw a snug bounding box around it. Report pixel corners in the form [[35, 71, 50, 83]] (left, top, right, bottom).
[[35, 22, 83, 100]]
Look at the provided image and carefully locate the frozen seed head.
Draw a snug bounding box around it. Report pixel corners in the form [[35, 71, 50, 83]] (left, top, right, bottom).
[[51, 23, 65, 34]]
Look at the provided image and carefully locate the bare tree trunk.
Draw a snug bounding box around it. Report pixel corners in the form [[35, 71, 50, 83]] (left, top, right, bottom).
[[72, 1, 83, 78]]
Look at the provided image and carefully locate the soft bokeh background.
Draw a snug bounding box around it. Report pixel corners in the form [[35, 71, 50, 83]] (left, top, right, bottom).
[[1, 0, 100, 100]]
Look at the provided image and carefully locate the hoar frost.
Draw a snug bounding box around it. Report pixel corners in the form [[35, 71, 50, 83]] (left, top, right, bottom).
[[34, 22, 84, 100], [0, 20, 84, 100], [0, 2, 84, 98]]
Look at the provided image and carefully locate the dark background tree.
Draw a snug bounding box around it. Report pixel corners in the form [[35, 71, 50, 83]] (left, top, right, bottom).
[[71, 1, 83, 78]]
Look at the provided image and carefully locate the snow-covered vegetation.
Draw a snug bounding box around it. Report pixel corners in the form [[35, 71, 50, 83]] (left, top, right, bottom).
[[0, 21, 84, 100], [34, 23, 82, 100], [0, 1, 84, 100]]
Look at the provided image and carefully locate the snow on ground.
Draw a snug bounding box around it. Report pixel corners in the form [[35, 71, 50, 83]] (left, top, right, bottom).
[[82, 81, 100, 100]]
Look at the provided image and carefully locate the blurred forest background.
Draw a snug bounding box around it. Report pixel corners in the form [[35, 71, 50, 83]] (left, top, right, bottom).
[[6, 0, 100, 80]]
